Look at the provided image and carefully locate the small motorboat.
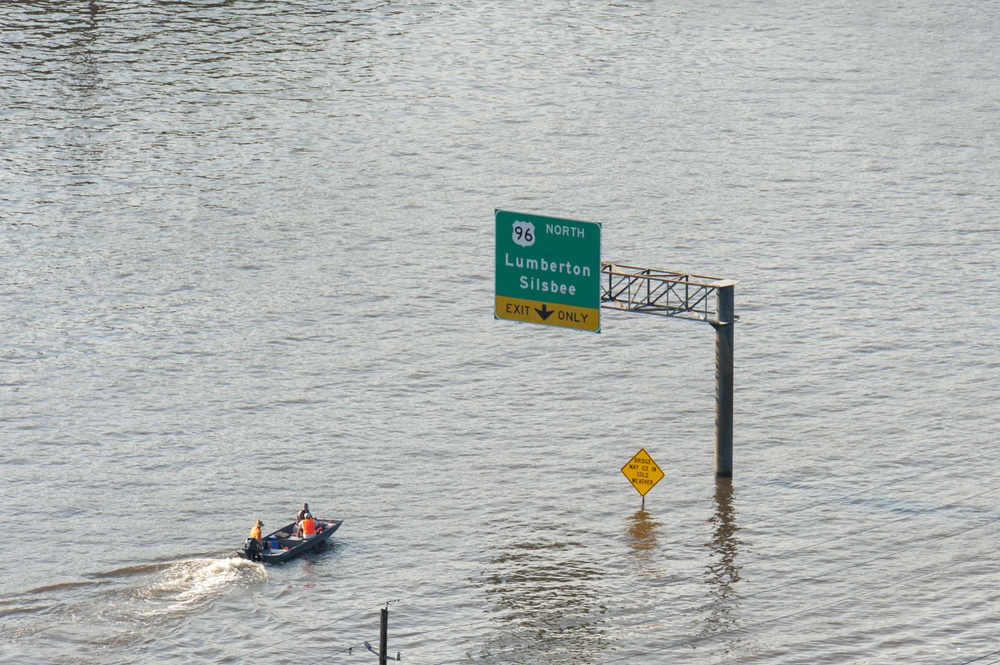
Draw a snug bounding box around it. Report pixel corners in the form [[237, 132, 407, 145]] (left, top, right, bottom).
[[239, 519, 342, 564]]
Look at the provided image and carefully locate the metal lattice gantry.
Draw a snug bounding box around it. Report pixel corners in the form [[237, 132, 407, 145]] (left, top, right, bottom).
[[600, 262, 738, 477], [600, 263, 737, 325]]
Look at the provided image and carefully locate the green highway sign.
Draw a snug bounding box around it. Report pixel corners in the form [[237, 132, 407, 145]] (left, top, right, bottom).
[[494, 210, 601, 332]]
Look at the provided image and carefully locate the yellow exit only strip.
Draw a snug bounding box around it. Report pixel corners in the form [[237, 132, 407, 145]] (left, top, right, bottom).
[[495, 295, 600, 332]]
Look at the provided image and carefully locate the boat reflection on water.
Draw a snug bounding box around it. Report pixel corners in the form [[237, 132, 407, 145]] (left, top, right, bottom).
[[479, 523, 609, 664], [702, 477, 744, 647]]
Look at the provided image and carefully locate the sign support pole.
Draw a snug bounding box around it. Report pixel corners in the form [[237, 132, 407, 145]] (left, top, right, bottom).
[[712, 283, 735, 478]]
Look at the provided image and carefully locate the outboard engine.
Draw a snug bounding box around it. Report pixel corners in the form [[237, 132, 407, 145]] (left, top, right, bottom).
[[244, 537, 262, 562]]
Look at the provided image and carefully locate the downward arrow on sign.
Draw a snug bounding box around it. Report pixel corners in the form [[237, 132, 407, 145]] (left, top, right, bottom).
[[534, 304, 554, 321]]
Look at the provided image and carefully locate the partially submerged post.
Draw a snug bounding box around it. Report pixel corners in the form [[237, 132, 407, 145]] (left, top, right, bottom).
[[601, 264, 737, 477], [379, 606, 388, 665], [711, 281, 736, 477]]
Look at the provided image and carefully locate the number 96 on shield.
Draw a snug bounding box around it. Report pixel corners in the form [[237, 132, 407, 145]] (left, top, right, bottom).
[[512, 220, 535, 248]]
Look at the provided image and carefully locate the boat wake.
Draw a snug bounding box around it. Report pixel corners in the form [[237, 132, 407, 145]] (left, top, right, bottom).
[[131, 557, 268, 615], [1, 556, 268, 656], [22, 557, 269, 619]]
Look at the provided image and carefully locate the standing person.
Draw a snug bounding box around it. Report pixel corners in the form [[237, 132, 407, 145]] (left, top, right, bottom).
[[249, 519, 264, 545], [245, 519, 265, 561]]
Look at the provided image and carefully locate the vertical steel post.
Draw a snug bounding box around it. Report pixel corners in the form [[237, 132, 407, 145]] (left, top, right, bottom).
[[712, 282, 735, 477], [379, 607, 388, 665]]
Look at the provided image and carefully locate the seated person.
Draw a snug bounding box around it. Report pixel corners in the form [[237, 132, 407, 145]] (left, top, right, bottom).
[[301, 514, 317, 539]]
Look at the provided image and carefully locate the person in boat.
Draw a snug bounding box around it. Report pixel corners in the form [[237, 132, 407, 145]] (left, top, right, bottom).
[[293, 507, 314, 537], [250, 519, 264, 545], [300, 513, 317, 539], [245, 519, 265, 561]]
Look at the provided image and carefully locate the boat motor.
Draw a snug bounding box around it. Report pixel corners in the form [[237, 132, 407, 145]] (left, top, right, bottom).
[[244, 537, 262, 562]]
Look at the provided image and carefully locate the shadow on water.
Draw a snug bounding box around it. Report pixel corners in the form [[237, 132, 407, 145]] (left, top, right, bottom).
[[478, 526, 609, 664], [702, 477, 743, 649]]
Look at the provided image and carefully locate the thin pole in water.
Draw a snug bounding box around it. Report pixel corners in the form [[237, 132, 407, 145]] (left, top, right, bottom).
[[713, 283, 735, 477], [379, 607, 388, 665]]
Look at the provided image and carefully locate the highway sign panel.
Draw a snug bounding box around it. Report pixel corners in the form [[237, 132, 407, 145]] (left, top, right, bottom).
[[495, 210, 601, 332], [621, 448, 664, 497]]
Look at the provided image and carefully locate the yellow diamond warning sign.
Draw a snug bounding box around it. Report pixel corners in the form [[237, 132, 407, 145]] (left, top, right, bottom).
[[621, 448, 664, 497]]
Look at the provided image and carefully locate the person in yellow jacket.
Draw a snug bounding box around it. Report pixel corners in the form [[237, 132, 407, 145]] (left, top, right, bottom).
[[244, 519, 266, 561], [249, 519, 264, 545]]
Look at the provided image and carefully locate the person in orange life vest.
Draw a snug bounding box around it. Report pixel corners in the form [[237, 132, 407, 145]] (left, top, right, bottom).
[[301, 514, 317, 539]]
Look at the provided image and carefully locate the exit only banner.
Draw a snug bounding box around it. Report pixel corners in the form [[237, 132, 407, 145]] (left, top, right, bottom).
[[495, 295, 599, 331]]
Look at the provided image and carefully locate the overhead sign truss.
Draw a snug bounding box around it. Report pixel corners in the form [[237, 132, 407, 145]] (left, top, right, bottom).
[[601, 263, 737, 326], [492, 210, 739, 477]]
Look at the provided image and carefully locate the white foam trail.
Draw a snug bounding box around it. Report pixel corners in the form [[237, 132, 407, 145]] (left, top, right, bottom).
[[137, 557, 267, 615]]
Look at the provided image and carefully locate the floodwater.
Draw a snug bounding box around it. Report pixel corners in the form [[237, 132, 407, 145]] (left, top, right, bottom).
[[2, 1, 998, 663]]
